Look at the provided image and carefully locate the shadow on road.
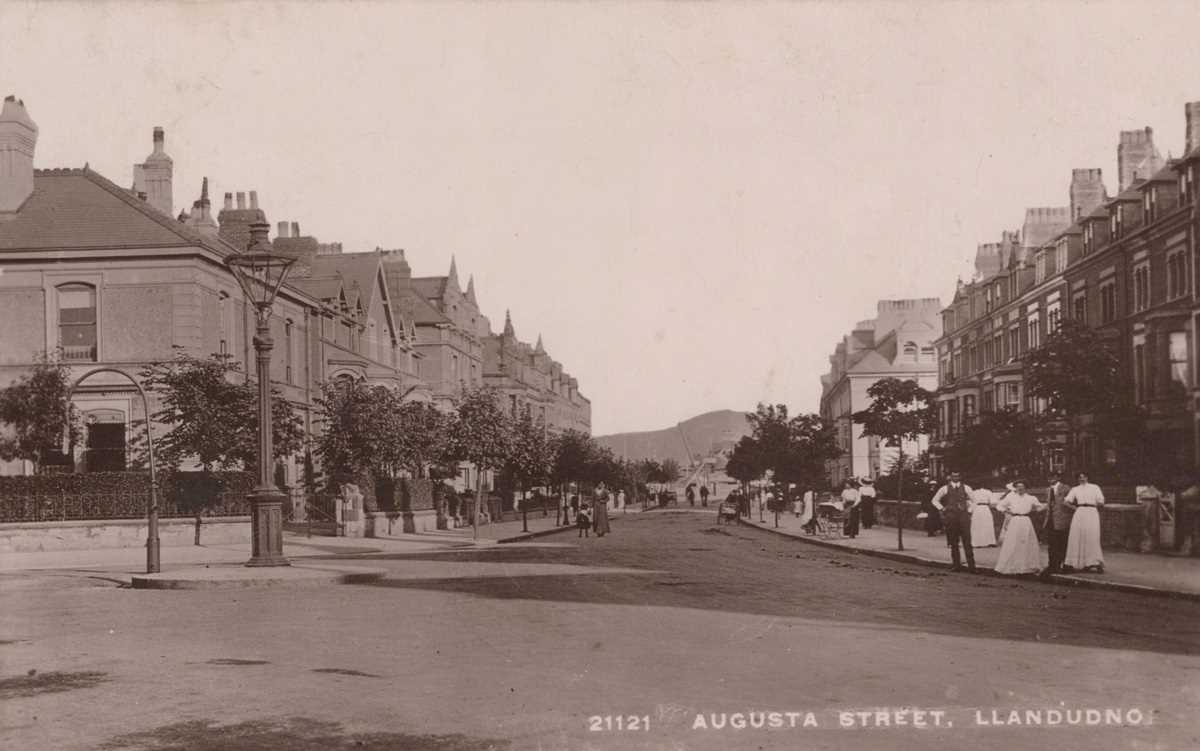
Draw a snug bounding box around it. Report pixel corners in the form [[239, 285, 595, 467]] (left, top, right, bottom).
[[349, 514, 1200, 658], [97, 717, 508, 751]]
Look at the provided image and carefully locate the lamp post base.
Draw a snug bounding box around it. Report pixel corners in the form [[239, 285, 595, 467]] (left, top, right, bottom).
[[245, 488, 291, 567]]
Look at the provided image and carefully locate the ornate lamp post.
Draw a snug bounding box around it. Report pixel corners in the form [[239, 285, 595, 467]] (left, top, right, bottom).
[[226, 220, 296, 567]]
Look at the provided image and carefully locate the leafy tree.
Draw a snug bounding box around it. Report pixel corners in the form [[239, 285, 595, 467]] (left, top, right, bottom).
[[659, 457, 682, 486], [139, 350, 304, 473], [0, 353, 79, 474], [1024, 318, 1125, 474], [138, 349, 304, 543], [742, 404, 840, 525], [725, 435, 763, 495], [851, 378, 935, 551], [942, 408, 1040, 480], [393, 400, 452, 479], [506, 412, 553, 503], [551, 429, 594, 494], [445, 386, 513, 538], [313, 378, 400, 487]]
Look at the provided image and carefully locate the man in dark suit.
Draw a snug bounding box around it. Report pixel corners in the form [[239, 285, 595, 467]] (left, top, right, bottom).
[[1042, 471, 1074, 576], [931, 471, 976, 572]]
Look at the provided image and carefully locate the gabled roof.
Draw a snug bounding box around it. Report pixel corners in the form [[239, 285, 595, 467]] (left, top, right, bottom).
[[310, 251, 383, 310], [394, 286, 450, 325], [289, 276, 344, 302], [0, 168, 232, 253], [410, 276, 447, 301]]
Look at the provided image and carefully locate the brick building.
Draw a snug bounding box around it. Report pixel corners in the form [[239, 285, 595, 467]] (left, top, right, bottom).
[[483, 311, 591, 435], [931, 105, 1197, 482], [0, 98, 422, 484], [818, 299, 942, 486]]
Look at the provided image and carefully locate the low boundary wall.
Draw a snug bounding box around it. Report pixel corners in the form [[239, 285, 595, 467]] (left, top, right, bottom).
[[0, 516, 251, 554]]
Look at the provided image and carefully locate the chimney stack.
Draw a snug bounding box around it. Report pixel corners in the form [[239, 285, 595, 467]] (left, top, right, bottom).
[[277, 221, 290, 238], [1186, 101, 1200, 155], [218, 188, 267, 251], [1070, 168, 1107, 220], [0, 95, 39, 215], [1117, 127, 1163, 192], [131, 126, 173, 217], [184, 177, 218, 236]]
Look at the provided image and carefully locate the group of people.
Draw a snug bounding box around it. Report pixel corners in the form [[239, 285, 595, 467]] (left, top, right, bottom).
[[685, 483, 711, 507], [929, 470, 1106, 576], [570, 484, 618, 538], [835, 478, 878, 538]]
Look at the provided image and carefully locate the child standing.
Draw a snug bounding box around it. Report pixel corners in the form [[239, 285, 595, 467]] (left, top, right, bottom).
[[577, 504, 592, 537]]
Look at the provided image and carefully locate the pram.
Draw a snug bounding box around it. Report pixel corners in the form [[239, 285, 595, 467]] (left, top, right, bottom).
[[813, 499, 846, 538], [717, 498, 740, 524]]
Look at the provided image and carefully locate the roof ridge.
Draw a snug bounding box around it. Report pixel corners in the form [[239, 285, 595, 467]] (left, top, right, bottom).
[[77, 166, 241, 255]]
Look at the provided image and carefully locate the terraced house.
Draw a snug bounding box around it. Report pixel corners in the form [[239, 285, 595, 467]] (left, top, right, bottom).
[[0, 97, 425, 489], [930, 103, 1199, 482]]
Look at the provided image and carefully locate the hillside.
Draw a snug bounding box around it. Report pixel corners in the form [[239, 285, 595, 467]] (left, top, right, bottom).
[[595, 410, 751, 464]]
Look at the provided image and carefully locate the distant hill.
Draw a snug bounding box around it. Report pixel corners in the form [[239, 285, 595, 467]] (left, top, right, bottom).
[[595, 410, 751, 464]]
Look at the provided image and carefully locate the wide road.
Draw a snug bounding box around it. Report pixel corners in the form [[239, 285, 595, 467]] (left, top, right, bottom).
[[2, 510, 1198, 750]]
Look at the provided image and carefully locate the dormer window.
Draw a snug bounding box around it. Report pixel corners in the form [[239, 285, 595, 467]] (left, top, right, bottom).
[[1110, 207, 1120, 239], [1035, 251, 1047, 284], [1181, 165, 1195, 205], [1055, 239, 1067, 274], [994, 281, 1002, 305], [1083, 223, 1093, 255]]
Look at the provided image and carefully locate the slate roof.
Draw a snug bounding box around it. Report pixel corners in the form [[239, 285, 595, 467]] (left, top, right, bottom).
[[310, 251, 383, 310], [0, 168, 228, 252], [410, 276, 447, 301], [288, 276, 344, 302], [394, 286, 450, 325]]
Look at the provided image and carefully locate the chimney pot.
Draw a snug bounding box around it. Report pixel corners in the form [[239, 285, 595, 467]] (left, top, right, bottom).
[[236, 192, 245, 209], [291, 221, 300, 237], [223, 192, 233, 210], [249, 190, 258, 209], [277, 221, 290, 238]]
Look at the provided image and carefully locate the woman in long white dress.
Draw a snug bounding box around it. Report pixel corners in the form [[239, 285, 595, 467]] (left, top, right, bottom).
[[1064, 473, 1105, 572], [969, 482, 998, 547], [993, 481, 1046, 575]]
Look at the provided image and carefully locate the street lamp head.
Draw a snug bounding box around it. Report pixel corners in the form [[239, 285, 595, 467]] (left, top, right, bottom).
[[226, 220, 296, 310]]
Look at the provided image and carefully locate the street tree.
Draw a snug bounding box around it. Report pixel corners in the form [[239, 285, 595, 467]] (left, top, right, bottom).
[[313, 378, 399, 492], [0, 353, 79, 474], [551, 429, 594, 501], [506, 412, 553, 514], [725, 435, 763, 497], [851, 377, 935, 551], [446, 386, 514, 538], [1024, 318, 1124, 474], [140, 350, 304, 473], [942, 408, 1040, 480], [138, 350, 304, 541], [393, 400, 452, 478]]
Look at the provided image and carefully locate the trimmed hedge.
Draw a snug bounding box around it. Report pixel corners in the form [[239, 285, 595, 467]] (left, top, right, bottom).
[[0, 471, 254, 523]]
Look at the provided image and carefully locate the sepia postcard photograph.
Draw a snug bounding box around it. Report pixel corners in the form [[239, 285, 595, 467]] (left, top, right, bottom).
[[1, 1, 1199, 749]]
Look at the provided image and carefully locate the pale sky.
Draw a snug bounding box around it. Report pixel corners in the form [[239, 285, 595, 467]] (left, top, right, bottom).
[[2, 1, 1198, 435]]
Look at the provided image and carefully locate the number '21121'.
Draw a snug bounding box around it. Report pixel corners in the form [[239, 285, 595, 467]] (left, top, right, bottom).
[[588, 715, 650, 732]]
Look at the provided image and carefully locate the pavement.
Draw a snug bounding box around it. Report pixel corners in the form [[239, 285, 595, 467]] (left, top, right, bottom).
[[0, 506, 641, 583], [738, 508, 1200, 600]]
